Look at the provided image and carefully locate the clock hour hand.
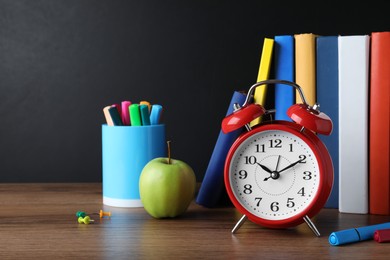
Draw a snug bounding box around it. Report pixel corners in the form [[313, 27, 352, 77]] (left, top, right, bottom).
[[256, 163, 273, 174], [257, 163, 278, 181], [277, 158, 305, 174]]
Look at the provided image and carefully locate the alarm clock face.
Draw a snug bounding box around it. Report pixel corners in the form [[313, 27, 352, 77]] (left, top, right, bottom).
[[226, 124, 324, 227]]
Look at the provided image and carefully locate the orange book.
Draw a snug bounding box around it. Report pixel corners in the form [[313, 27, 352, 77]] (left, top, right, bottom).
[[294, 33, 317, 106], [369, 31, 390, 215]]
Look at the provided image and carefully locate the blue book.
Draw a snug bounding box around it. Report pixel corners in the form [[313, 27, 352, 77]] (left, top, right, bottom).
[[316, 36, 339, 208], [196, 91, 247, 207], [274, 35, 294, 121]]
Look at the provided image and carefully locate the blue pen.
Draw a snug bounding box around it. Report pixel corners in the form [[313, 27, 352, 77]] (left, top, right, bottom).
[[329, 222, 390, 246], [150, 104, 163, 125], [140, 104, 151, 126]]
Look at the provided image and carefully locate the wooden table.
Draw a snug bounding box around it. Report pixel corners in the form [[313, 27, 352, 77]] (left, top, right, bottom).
[[1, 183, 389, 259]]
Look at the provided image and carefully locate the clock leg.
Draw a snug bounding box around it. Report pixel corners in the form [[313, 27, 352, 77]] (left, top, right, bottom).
[[232, 215, 248, 234], [303, 215, 321, 237]]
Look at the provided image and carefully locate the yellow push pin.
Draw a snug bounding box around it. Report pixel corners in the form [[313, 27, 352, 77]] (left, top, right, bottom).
[[78, 216, 94, 225], [99, 210, 111, 218]]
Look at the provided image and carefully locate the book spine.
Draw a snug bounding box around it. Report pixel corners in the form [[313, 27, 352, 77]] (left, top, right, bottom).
[[369, 31, 390, 215], [196, 91, 247, 207], [251, 38, 274, 126], [338, 35, 370, 214], [274, 35, 294, 121], [294, 33, 317, 106], [316, 36, 339, 208]]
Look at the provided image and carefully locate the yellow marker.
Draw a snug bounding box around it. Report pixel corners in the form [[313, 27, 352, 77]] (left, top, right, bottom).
[[251, 37, 274, 127], [140, 101, 151, 113]]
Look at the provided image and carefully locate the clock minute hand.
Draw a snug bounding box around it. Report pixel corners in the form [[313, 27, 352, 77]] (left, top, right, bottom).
[[277, 158, 305, 174]]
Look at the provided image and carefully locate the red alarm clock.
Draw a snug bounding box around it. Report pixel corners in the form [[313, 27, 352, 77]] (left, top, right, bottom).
[[222, 80, 333, 236]]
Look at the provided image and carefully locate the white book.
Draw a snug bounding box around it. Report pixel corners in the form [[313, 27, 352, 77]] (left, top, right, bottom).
[[338, 35, 370, 214]]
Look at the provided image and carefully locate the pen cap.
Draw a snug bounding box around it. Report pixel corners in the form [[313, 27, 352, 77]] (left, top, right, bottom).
[[328, 229, 360, 246]]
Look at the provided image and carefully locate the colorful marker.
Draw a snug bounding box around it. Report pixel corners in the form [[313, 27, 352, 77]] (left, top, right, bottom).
[[150, 104, 163, 125], [111, 103, 121, 116], [108, 106, 123, 126], [121, 101, 132, 125], [140, 104, 151, 125], [103, 106, 114, 126], [129, 104, 142, 126], [140, 100, 151, 112], [329, 222, 390, 246]]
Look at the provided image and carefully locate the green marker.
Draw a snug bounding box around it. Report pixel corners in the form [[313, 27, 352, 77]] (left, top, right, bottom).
[[129, 104, 142, 126]]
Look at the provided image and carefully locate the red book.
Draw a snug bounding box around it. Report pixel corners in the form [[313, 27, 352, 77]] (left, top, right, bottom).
[[369, 31, 390, 215]]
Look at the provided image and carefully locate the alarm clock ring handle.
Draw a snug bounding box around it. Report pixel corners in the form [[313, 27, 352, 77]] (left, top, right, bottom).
[[242, 79, 309, 108], [222, 80, 333, 135]]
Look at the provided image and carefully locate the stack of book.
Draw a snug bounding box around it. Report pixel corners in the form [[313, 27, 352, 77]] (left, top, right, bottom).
[[196, 31, 390, 215]]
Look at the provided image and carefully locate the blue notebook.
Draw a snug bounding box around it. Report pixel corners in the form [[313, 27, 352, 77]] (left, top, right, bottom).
[[316, 35, 339, 208], [274, 35, 295, 121], [196, 91, 247, 207]]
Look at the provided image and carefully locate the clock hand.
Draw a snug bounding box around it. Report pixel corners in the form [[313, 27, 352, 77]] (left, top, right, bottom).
[[277, 158, 305, 174], [263, 173, 279, 181], [256, 163, 273, 174], [275, 155, 281, 171], [263, 157, 305, 181], [257, 161, 279, 181], [263, 156, 283, 181]]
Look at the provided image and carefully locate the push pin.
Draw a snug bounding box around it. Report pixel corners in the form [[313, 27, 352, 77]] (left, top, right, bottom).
[[99, 210, 111, 218], [76, 211, 87, 218], [76, 210, 111, 219], [78, 216, 94, 225]]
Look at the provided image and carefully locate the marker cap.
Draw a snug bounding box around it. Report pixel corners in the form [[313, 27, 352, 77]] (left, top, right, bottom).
[[374, 229, 390, 243], [328, 229, 360, 246]]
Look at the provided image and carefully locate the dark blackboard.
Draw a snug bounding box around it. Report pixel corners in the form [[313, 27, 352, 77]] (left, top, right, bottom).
[[0, 0, 388, 182]]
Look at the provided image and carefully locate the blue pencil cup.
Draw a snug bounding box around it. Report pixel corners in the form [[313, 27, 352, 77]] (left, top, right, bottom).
[[102, 124, 166, 207]]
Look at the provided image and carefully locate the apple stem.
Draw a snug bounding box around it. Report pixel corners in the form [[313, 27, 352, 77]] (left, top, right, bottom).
[[167, 140, 171, 164]]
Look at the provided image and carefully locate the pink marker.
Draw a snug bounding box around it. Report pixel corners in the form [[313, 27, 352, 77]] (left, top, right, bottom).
[[121, 101, 132, 125]]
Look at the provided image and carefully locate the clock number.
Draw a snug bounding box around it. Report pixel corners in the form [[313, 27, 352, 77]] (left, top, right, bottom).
[[289, 143, 293, 152], [269, 139, 282, 148], [255, 144, 265, 153], [243, 184, 252, 194], [238, 170, 248, 179], [256, 139, 282, 153], [270, 202, 279, 212], [244, 156, 257, 165], [297, 187, 305, 197], [286, 198, 295, 208], [303, 171, 312, 180], [299, 155, 307, 163], [255, 197, 262, 206]]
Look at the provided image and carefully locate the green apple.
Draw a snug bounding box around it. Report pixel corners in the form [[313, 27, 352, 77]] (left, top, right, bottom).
[[139, 157, 196, 218]]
